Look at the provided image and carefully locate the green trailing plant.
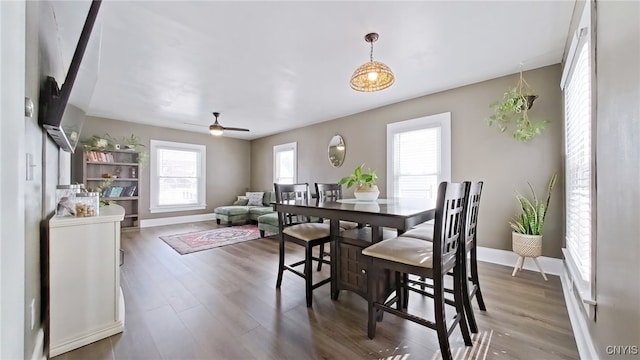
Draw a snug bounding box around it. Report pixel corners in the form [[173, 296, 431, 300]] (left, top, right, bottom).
[[509, 173, 558, 235], [81, 133, 148, 166], [121, 134, 146, 149], [80, 135, 112, 150], [339, 163, 377, 189], [118, 134, 148, 166], [487, 70, 548, 142]]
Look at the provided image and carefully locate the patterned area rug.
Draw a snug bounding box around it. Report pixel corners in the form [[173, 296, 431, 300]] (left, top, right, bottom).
[[160, 225, 266, 255]]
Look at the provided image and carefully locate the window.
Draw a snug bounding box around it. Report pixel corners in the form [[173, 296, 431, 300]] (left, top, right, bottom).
[[386, 112, 451, 200], [150, 140, 206, 213], [273, 142, 297, 184], [561, 3, 596, 316]]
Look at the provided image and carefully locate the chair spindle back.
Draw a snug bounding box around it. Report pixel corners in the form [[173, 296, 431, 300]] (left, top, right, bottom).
[[432, 182, 469, 274]]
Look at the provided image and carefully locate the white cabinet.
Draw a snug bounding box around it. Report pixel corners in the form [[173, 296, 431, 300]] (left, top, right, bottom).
[[48, 205, 126, 357]]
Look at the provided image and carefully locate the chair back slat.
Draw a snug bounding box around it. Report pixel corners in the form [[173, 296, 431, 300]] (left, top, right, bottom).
[[432, 182, 469, 273], [464, 182, 483, 251], [315, 183, 343, 202], [274, 183, 311, 227]]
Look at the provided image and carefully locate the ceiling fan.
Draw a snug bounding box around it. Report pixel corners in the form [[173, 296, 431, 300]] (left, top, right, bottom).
[[208, 112, 250, 136]]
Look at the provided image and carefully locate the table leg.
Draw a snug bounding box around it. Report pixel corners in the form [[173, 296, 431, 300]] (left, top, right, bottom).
[[330, 219, 340, 300], [370, 225, 382, 244]]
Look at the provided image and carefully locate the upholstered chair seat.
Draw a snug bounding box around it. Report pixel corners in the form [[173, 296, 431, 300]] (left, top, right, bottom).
[[400, 226, 434, 241], [362, 236, 434, 268], [283, 223, 331, 241]]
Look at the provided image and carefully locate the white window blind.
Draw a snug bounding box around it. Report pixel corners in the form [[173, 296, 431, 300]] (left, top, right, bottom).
[[387, 113, 451, 200], [564, 40, 592, 282], [273, 142, 297, 184], [150, 140, 206, 213], [393, 127, 441, 199]]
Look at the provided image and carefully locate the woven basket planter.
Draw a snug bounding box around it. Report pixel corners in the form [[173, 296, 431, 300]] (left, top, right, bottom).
[[512, 232, 542, 258]]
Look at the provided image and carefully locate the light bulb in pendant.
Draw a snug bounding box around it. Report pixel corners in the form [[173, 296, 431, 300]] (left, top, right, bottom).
[[367, 71, 379, 81]]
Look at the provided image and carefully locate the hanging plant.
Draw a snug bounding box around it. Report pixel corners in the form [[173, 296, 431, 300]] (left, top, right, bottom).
[[487, 70, 548, 142]]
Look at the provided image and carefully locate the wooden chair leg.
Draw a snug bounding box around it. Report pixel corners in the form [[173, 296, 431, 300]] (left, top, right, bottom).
[[434, 277, 453, 360], [402, 273, 409, 310], [454, 267, 473, 345], [275, 236, 285, 288], [533, 257, 548, 281], [305, 245, 313, 307], [461, 266, 478, 334], [317, 243, 324, 271], [259, 230, 265, 238], [395, 272, 403, 311], [367, 263, 378, 339], [471, 249, 487, 311]]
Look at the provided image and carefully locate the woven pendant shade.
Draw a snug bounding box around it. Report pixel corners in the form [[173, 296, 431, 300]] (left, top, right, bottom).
[[350, 61, 395, 92], [349, 33, 395, 92]]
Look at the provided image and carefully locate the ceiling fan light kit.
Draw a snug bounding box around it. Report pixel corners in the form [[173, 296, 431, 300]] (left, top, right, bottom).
[[208, 112, 250, 137], [350, 32, 395, 92]]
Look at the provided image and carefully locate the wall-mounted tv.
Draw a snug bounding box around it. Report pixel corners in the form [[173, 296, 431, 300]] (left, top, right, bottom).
[[39, 0, 102, 153]]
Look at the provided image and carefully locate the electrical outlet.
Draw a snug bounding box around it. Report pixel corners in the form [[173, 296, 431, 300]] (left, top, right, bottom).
[[30, 298, 35, 330]]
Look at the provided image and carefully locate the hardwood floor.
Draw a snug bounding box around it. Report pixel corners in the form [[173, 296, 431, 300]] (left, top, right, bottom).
[[52, 221, 579, 360]]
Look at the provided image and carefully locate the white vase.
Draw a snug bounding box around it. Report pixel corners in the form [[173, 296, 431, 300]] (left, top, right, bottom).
[[354, 184, 379, 201]]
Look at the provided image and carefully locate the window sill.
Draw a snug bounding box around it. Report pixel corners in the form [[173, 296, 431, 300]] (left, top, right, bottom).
[[149, 204, 206, 214]]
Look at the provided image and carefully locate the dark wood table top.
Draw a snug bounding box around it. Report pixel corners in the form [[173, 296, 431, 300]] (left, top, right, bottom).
[[272, 198, 436, 230]]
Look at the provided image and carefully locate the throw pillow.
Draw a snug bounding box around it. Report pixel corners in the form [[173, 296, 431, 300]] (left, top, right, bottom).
[[246, 191, 264, 206], [232, 198, 249, 206]]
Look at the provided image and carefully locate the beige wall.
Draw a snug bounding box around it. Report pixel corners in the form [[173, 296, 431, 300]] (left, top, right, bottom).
[[80, 117, 251, 220], [587, 0, 640, 357], [251, 65, 564, 258]]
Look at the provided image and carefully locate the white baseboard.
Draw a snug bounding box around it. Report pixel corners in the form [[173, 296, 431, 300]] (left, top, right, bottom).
[[30, 328, 45, 360], [476, 246, 563, 276], [138, 213, 216, 228], [50, 321, 124, 357], [560, 266, 599, 359]]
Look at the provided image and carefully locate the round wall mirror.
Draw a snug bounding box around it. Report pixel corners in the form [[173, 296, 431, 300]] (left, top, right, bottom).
[[328, 135, 346, 168]]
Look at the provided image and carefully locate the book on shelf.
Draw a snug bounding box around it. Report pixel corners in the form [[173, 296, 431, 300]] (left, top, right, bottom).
[[85, 151, 115, 163], [122, 185, 137, 197], [110, 186, 123, 197], [103, 186, 123, 198]]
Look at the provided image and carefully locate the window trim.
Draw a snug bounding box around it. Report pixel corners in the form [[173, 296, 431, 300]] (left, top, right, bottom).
[[560, 1, 597, 319], [273, 142, 297, 184], [386, 112, 452, 199], [149, 140, 207, 213]]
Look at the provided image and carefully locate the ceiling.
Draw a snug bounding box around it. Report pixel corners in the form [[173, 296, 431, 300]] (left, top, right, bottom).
[[51, 1, 575, 140]]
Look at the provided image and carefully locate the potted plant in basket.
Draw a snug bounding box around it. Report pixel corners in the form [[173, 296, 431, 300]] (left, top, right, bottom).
[[509, 173, 557, 280], [487, 70, 548, 142], [339, 163, 379, 201]]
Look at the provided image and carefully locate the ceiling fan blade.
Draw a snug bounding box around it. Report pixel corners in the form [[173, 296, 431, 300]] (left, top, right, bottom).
[[183, 122, 205, 127], [222, 127, 250, 132]]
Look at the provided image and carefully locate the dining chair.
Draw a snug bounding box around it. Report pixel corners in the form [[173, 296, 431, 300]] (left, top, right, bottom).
[[401, 181, 486, 333], [274, 183, 333, 307], [313, 183, 359, 271], [315, 183, 360, 231], [361, 181, 472, 360]]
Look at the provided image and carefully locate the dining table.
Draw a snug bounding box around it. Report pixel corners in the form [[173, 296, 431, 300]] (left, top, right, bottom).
[[272, 197, 436, 300]]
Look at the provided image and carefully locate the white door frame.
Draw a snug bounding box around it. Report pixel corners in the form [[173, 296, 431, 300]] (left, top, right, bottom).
[[1, 1, 27, 358]]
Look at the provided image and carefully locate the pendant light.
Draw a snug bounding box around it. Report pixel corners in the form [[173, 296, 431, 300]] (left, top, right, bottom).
[[350, 33, 395, 92]]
